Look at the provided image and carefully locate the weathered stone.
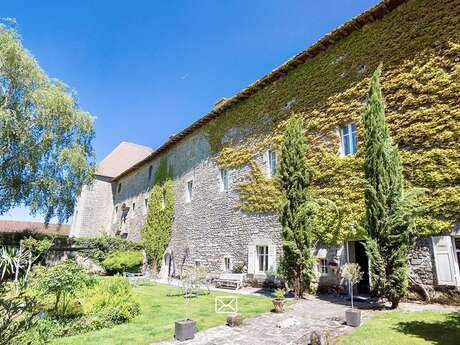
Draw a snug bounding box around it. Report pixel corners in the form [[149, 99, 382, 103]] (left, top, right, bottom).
[[226, 313, 242, 327]]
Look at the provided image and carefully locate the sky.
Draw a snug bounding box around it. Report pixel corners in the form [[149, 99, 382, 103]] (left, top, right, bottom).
[[1, 0, 379, 223]]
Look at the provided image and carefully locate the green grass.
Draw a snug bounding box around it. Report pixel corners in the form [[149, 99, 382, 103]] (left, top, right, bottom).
[[53, 283, 273, 345], [337, 310, 460, 345]]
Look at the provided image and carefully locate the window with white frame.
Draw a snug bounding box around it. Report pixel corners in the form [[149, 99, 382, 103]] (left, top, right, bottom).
[[224, 257, 231, 272], [220, 169, 229, 192], [340, 123, 358, 156], [268, 150, 277, 177], [186, 180, 193, 202], [318, 259, 328, 275], [256, 245, 269, 272]]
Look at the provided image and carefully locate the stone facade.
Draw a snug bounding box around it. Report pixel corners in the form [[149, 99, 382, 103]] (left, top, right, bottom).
[[71, 0, 460, 290]]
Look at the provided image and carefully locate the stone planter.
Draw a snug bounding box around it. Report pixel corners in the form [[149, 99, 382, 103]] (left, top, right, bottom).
[[175, 319, 196, 341], [345, 308, 361, 327], [272, 298, 285, 313]]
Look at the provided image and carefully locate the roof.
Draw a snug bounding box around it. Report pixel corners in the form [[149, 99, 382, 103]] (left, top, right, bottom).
[[0, 220, 70, 237], [95, 141, 153, 178], [114, 0, 407, 181]]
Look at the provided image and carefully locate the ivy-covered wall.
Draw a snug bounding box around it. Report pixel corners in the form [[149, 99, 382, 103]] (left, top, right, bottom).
[[205, 0, 460, 244]]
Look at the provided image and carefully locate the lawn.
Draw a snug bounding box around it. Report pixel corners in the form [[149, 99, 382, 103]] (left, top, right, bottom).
[[337, 310, 460, 345], [53, 283, 273, 345]]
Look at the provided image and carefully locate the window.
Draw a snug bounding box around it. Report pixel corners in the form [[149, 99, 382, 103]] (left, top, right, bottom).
[[117, 183, 122, 194], [144, 198, 148, 215], [131, 203, 136, 217], [224, 257, 231, 272], [268, 150, 277, 177], [340, 123, 358, 156], [318, 259, 328, 275], [132, 202, 135, 210], [220, 169, 229, 192], [148, 165, 153, 180], [195, 261, 201, 267], [256, 245, 269, 272], [186, 180, 193, 202]]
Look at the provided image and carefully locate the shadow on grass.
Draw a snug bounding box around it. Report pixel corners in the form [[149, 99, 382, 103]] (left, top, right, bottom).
[[395, 312, 460, 345]]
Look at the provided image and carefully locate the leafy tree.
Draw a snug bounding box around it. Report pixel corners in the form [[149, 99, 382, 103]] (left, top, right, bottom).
[[362, 65, 421, 308], [0, 23, 95, 222], [278, 115, 316, 298], [29, 260, 93, 315]]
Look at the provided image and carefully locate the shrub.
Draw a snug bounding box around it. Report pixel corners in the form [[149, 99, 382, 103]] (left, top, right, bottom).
[[74, 235, 143, 264], [102, 251, 144, 274], [29, 260, 94, 316], [82, 276, 140, 325]]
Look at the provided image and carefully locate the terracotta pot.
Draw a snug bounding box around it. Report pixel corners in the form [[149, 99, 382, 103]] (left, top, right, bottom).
[[345, 308, 361, 327], [272, 298, 285, 313], [175, 319, 196, 341]]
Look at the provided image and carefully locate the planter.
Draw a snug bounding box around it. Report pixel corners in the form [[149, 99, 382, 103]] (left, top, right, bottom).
[[345, 308, 361, 327], [272, 298, 285, 313], [175, 319, 196, 341]]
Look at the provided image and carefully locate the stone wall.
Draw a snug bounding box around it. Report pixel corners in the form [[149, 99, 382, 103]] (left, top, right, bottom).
[[409, 237, 436, 286], [70, 176, 114, 238]]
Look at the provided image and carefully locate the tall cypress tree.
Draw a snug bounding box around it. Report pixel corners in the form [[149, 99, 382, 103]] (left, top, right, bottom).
[[279, 115, 315, 298], [363, 65, 419, 308]]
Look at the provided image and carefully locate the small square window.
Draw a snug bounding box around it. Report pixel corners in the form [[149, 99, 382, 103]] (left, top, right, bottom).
[[340, 123, 358, 156], [318, 259, 328, 275], [186, 180, 193, 202], [220, 169, 229, 192]]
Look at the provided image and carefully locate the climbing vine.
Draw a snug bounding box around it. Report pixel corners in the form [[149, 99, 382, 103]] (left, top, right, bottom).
[[206, 0, 460, 245], [141, 159, 174, 271]]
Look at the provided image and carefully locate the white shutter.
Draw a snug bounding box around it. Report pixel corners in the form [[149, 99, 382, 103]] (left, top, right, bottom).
[[432, 236, 457, 286], [268, 245, 276, 273], [247, 245, 256, 274]]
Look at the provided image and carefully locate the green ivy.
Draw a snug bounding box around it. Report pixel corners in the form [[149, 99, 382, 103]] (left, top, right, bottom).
[[208, 0, 459, 244], [141, 161, 174, 271]]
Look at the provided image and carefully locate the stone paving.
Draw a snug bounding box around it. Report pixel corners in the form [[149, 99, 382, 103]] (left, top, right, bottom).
[[155, 293, 460, 345], [156, 295, 375, 345]]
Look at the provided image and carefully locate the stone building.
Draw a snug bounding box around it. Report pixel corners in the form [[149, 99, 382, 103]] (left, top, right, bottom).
[[71, 0, 460, 292]]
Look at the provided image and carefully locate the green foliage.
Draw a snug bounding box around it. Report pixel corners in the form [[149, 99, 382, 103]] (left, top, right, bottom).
[[278, 115, 316, 298], [74, 235, 143, 264], [153, 158, 173, 186], [0, 24, 95, 223], [0, 284, 38, 345], [272, 288, 285, 300], [210, 0, 460, 243], [362, 66, 421, 309], [30, 260, 94, 315], [81, 276, 140, 325], [141, 179, 174, 271], [102, 251, 144, 274]]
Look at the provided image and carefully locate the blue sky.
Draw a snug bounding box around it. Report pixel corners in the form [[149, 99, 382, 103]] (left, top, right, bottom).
[[1, 0, 378, 222]]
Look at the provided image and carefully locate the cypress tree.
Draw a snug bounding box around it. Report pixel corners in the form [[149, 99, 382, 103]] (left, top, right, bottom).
[[279, 115, 315, 298], [363, 65, 419, 308]]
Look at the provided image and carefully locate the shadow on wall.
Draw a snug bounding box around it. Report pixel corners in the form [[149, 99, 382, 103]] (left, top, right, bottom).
[[395, 312, 460, 345]]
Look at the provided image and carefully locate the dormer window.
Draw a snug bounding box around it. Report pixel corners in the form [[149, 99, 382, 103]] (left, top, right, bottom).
[[340, 123, 358, 156]]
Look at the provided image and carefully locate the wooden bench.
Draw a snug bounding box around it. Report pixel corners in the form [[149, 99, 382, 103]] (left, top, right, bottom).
[[215, 273, 244, 290]]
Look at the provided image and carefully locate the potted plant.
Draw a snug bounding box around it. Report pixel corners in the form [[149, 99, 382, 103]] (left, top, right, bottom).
[[340, 263, 363, 327], [174, 269, 197, 341], [272, 288, 286, 313]]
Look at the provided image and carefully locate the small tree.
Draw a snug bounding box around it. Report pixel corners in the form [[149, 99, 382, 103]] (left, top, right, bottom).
[[362, 65, 421, 308], [30, 260, 92, 315], [340, 263, 363, 309], [279, 115, 316, 298]]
